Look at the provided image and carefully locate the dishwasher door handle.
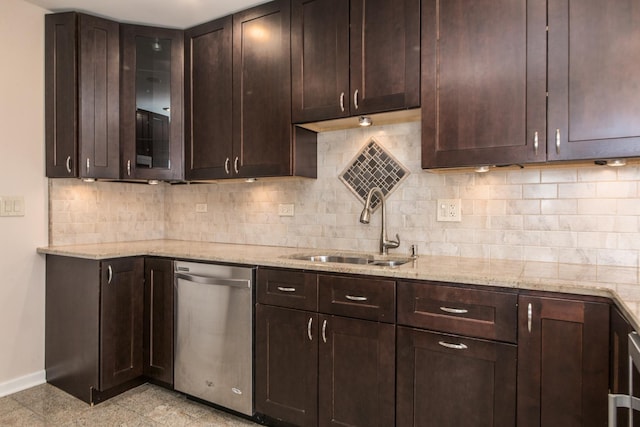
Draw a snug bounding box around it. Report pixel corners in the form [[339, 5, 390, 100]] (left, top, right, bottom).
[[175, 272, 251, 288]]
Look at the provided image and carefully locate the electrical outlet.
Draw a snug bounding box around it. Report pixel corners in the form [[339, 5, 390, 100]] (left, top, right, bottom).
[[436, 199, 461, 222], [195, 203, 208, 213], [278, 203, 295, 217]]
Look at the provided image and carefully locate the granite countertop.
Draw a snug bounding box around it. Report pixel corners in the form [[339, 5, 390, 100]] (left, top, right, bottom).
[[37, 239, 640, 330]]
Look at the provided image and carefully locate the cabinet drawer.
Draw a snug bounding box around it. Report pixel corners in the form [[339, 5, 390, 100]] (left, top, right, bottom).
[[397, 281, 517, 343], [257, 268, 318, 311], [318, 275, 395, 323]]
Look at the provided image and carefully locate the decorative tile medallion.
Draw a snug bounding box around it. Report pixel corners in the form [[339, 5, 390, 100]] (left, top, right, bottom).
[[339, 137, 410, 211]]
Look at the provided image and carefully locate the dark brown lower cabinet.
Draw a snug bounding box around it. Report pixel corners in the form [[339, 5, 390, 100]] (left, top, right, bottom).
[[517, 294, 610, 427], [46, 255, 144, 404], [255, 304, 395, 427], [396, 327, 516, 427], [255, 304, 318, 427], [143, 258, 174, 386]]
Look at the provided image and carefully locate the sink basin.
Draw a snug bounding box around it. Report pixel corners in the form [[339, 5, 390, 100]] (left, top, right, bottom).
[[289, 253, 413, 268]]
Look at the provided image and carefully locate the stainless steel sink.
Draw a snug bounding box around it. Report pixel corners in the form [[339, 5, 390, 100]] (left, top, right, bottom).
[[289, 253, 413, 267]]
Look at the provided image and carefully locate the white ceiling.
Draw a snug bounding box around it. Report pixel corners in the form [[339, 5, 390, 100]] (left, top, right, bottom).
[[22, 0, 267, 29]]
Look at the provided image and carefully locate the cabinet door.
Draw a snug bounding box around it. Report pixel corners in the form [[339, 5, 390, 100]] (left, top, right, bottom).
[[396, 327, 517, 427], [100, 257, 144, 391], [143, 258, 174, 385], [548, 0, 640, 161], [291, 0, 350, 123], [184, 16, 234, 180], [517, 295, 609, 427], [45, 13, 120, 179], [318, 315, 395, 427], [78, 14, 120, 179], [255, 304, 318, 427], [350, 0, 420, 115], [120, 25, 184, 181], [45, 13, 77, 178], [421, 0, 546, 169], [232, 0, 293, 178]]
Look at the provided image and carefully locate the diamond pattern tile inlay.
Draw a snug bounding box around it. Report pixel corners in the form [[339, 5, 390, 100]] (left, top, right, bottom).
[[339, 137, 410, 211]]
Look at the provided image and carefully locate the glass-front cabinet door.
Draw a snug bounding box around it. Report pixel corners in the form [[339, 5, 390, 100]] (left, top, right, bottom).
[[121, 25, 183, 181]]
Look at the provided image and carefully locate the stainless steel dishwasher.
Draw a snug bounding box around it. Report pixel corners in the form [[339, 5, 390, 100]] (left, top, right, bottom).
[[174, 261, 255, 416]]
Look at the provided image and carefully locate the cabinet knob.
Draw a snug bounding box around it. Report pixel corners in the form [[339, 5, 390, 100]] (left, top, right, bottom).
[[65, 156, 72, 173]]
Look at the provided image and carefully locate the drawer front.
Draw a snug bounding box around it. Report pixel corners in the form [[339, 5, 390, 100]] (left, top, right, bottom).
[[318, 274, 395, 323], [257, 268, 318, 311], [397, 281, 517, 343]]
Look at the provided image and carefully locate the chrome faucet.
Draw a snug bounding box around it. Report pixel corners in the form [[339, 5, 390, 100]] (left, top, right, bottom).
[[359, 187, 400, 255]]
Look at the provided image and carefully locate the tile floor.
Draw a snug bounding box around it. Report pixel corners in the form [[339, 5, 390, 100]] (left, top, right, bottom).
[[0, 382, 261, 426]]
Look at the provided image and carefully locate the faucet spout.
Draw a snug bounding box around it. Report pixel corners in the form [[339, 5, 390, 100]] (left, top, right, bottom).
[[359, 187, 400, 255]]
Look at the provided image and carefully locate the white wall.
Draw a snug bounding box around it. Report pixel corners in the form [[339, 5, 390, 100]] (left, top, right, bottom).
[[0, 0, 48, 394]]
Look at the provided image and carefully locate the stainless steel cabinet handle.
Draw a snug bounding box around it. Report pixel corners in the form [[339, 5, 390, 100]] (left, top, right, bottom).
[[345, 295, 368, 302], [322, 319, 327, 343], [534, 131, 539, 155], [127, 160, 131, 176], [86, 158, 90, 173], [353, 89, 359, 110], [277, 286, 296, 293], [175, 272, 250, 288], [65, 156, 72, 173], [555, 129, 561, 154], [234, 157, 239, 174], [107, 265, 113, 284], [224, 158, 230, 175], [438, 341, 468, 350], [440, 306, 468, 314], [307, 317, 313, 341], [339, 92, 345, 112], [527, 303, 532, 333]]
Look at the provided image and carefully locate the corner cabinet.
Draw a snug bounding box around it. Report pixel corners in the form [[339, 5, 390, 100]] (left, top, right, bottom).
[[45, 255, 144, 404], [120, 25, 184, 181], [185, 0, 317, 180], [517, 293, 610, 427], [45, 12, 120, 179], [255, 268, 395, 427], [291, 0, 420, 123]]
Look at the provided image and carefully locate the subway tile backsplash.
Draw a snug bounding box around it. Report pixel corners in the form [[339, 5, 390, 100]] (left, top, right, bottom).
[[49, 121, 640, 268]]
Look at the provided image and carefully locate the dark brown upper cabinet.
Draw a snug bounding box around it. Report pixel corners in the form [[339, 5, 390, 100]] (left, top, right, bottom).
[[547, 0, 640, 162], [421, 0, 547, 169], [185, 0, 317, 180], [291, 0, 421, 124], [120, 25, 184, 181], [45, 12, 120, 179], [184, 16, 233, 180]]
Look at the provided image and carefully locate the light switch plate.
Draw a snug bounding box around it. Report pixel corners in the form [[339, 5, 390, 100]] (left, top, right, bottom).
[[278, 204, 294, 217], [0, 196, 25, 217]]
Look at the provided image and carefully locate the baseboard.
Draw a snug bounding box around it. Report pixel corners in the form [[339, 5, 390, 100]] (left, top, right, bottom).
[[0, 370, 46, 398]]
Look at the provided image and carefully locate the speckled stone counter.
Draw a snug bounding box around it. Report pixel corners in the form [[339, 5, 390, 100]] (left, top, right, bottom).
[[37, 239, 640, 330]]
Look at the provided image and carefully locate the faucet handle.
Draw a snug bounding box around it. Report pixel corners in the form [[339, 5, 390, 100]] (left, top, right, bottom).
[[385, 234, 400, 249]]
